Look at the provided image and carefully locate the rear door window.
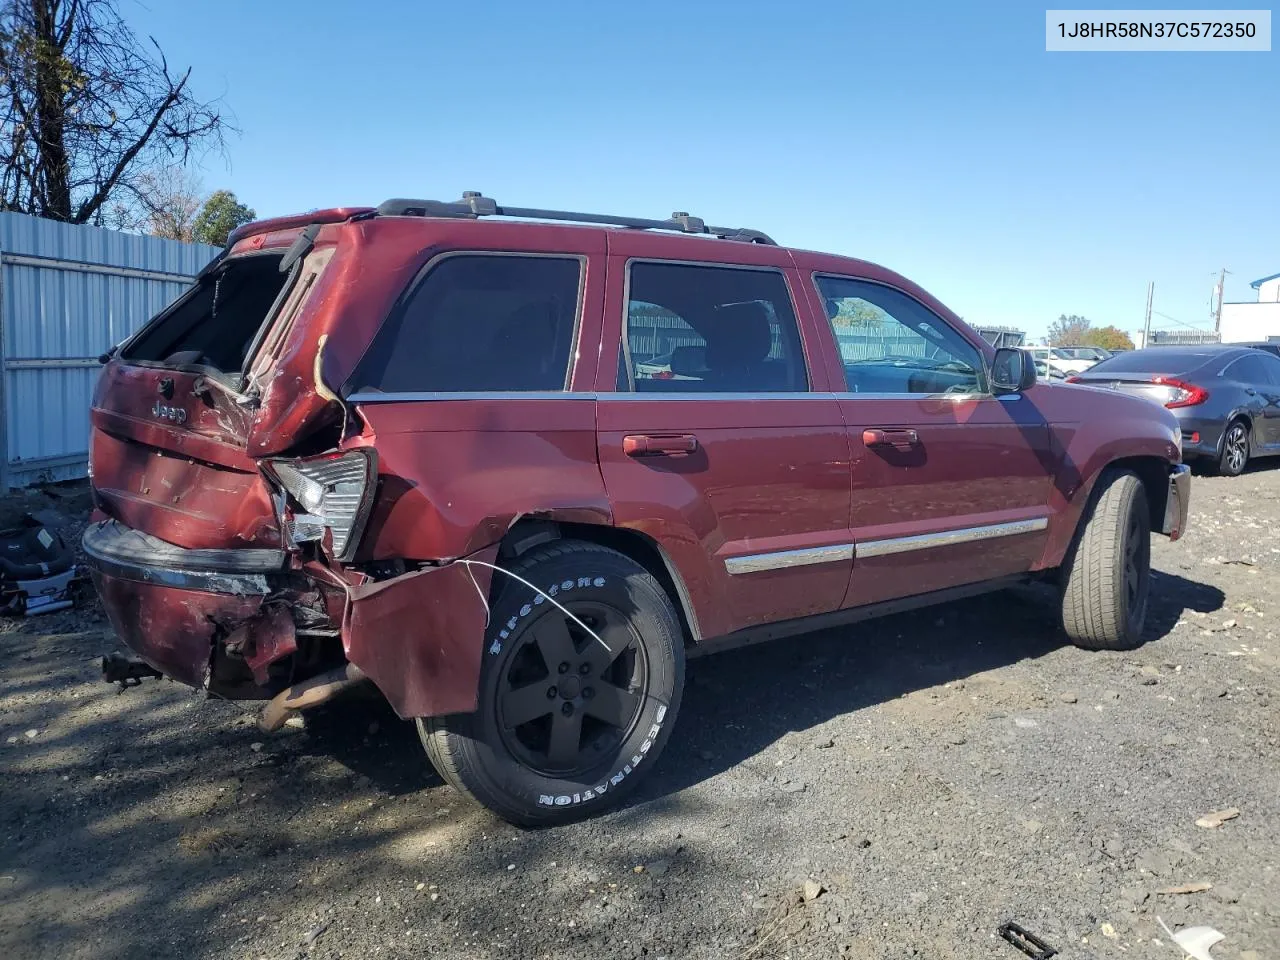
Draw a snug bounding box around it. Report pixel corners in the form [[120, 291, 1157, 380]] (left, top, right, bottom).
[[622, 262, 807, 393], [351, 255, 582, 393], [120, 253, 290, 379]]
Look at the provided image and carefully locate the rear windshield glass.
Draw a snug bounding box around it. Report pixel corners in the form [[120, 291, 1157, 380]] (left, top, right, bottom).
[[1087, 349, 1222, 375], [120, 254, 288, 377]]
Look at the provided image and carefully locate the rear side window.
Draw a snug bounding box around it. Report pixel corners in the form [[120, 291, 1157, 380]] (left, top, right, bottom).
[[622, 262, 807, 393], [121, 253, 288, 377], [1260, 353, 1280, 383], [1224, 354, 1276, 384], [352, 255, 582, 393]]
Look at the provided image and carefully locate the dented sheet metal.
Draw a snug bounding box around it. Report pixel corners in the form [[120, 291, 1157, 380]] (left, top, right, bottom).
[[90, 570, 262, 688], [233, 604, 299, 686], [343, 545, 498, 718]]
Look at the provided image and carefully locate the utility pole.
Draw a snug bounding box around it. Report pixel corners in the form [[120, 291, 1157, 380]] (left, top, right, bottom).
[[1143, 281, 1154, 347], [1212, 268, 1231, 332]]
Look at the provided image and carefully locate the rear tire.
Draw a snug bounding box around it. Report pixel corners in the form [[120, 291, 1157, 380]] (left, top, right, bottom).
[[1059, 470, 1150, 651], [1214, 418, 1250, 477], [419, 541, 685, 827]]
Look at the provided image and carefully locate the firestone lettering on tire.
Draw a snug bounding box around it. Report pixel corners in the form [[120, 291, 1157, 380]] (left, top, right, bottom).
[[487, 576, 608, 657], [537, 711, 668, 808]]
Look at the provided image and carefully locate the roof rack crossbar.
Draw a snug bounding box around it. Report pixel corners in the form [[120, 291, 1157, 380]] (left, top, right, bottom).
[[373, 193, 776, 245]]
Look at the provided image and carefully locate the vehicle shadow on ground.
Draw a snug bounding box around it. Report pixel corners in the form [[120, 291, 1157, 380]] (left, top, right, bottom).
[[301, 693, 443, 795], [299, 569, 1224, 806], [0, 565, 1224, 960], [0, 628, 717, 960], [635, 569, 1223, 805]]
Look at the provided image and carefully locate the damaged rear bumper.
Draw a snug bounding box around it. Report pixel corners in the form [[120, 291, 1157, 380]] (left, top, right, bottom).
[[83, 518, 499, 718], [83, 519, 285, 690], [82, 519, 283, 596]]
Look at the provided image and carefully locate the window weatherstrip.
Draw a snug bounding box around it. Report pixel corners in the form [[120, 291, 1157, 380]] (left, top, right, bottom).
[[345, 391, 842, 403], [348, 391, 597, 403]]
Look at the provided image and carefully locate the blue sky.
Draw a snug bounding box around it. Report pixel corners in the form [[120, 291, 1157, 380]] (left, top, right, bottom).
[[127, 0, 1277, 340]]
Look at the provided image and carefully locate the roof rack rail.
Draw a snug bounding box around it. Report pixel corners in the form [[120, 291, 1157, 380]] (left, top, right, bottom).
[[373, 192, 776, 245]]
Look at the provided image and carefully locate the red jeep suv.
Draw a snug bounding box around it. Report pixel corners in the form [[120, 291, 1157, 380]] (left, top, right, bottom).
[[84, 194, 1190, 825]]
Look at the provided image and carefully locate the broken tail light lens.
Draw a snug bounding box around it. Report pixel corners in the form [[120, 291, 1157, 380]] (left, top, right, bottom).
[[1152, 376, 1208, 409], [263, 448, 377, 561]]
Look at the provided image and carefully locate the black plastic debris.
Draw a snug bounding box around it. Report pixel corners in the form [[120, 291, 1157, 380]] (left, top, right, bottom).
[[999, 921, 1058, 959], [0, 515, 77, 616]]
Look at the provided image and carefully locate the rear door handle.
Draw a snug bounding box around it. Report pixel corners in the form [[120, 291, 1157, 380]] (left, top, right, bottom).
[[862, 428, 919, 450], [623, 434, 699, 457]]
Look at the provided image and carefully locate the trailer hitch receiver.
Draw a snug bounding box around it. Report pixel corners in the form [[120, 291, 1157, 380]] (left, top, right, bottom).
[[102, 652, 164, 693]]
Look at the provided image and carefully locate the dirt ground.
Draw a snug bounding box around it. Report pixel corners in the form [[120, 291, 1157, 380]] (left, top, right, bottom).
[[1, 469, 1277, 960]]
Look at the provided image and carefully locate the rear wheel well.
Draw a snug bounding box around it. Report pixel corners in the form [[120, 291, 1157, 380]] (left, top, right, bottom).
[[497, 519, 700, 646], [1226, 413, 1252, 448], [1102, 456, 1169, 532]]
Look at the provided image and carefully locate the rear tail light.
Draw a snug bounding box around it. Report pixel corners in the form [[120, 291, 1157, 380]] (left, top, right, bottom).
[[1152, 376, 1208, 409], [1065, 375, 1082, 383], [263, 448, 377, 561]]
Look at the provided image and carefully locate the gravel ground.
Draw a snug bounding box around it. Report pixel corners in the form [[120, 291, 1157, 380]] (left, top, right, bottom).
[[1, 470, 1277, 960]]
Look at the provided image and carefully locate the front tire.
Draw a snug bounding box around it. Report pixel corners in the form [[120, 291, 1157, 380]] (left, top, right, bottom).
[[1215, 419, 1250, 477], [419, 541, 685, 827], [1059, 470, 1150, 651]]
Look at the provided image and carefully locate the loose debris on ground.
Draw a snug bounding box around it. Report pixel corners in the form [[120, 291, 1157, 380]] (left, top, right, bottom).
[[1, 471, 1278, 959]]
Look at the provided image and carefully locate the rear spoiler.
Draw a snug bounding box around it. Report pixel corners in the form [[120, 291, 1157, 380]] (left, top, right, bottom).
[[226, 207, 374, 247]]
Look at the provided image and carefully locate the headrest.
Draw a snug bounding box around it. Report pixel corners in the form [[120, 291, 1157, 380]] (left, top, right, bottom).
[[670, 344, 707, 377], [705, 301, 772, 370]]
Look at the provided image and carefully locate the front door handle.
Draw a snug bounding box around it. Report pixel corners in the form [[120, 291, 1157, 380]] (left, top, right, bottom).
[[623, 434, 699, 457], [862, 428, 920, 450]]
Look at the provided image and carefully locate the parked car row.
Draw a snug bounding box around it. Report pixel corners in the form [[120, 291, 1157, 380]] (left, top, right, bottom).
[[1067, 344, 1280, 476], [83, 194, 1190, 825], [1027, 344, 1114, 376]]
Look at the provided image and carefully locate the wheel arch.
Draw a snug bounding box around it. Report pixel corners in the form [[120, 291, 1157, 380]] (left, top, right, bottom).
[[1039, 451, 1175, 570], [1102, 456, 1169, 534], [498, 518, 703, 646], [1220, 411, 1254, 455]]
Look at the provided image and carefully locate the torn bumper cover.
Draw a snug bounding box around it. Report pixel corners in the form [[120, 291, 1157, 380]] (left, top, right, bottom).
[[342, 545, 498, 719], [83, 518, 500, 718], [82, 519, 282, 688]]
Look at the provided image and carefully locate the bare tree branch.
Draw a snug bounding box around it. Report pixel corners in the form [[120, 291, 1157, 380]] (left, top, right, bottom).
[[74, 66, 186, 222], [0, 0, 232, 224]]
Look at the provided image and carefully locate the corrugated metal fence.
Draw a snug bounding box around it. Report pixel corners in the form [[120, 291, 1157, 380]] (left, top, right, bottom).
[[0, 212, 219, 488], [630, 310, 931, 364]]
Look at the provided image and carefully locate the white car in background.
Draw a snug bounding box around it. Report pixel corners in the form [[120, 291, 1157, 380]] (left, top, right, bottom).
[[1033, 358, 1069, 381], [1027, 346, 1098, 376]]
